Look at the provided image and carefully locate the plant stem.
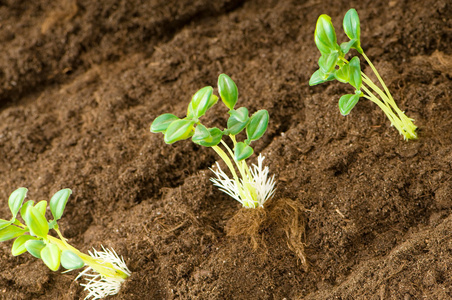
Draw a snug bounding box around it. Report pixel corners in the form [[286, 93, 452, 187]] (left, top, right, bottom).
[[361, 85, 398, 127], [361, 52, 417, 140], [212, 138, 258, 208]]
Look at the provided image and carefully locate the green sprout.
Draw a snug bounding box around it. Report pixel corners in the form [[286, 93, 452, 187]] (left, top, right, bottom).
[[151, 74, 276, 208], [0, 188, 131, 300], [309, 8, 417, 140]]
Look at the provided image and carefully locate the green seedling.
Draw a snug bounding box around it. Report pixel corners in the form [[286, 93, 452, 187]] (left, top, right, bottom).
[[151, 74, 276, 208], [0, 188, 131, 300], [310, 8, 417, 140]]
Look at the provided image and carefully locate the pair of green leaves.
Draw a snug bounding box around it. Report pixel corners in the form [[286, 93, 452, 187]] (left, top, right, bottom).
[[152, 86, 217, 144], [314, 9, 362, 57], [151, 74, 270, 161], [151, 85, 219, 144], [231, 109, 269, 161], [309, 9, 364, 115]]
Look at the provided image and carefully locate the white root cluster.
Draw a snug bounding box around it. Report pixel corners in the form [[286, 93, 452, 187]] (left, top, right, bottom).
[[76, 246, 131, 300], [210, 154, 276, 208]]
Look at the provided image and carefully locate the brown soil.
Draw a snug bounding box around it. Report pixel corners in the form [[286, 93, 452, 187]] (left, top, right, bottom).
[[0, 0, 451, 299]]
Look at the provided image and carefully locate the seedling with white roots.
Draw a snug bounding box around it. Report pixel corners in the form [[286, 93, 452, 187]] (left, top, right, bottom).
[[151, 74, 276, 208], [0, 188, 131, 300], [309, 8, 417, 140]]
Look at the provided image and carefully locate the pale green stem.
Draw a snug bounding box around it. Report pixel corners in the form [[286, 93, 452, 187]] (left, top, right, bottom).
[[212, 137, 258, 208], [362, 52, 395, 106], [47, 235, 128, 279], [361, 52, 417, 139], [228, 136, 258, 207], [361, 85, 399, 127], [341, 53, 416, 139], [211, 145, 247, 201]]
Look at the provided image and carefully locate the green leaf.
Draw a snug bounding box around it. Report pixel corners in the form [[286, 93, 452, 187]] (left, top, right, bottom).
[[190, 86, 213, 119], [12, 235, 37, 256], [340, 40, 356, 55], [339, 94, 361, 115], [343, 8, 363, 53], [318, 51, 339, 74], [34, 200, 47, 217], [0, 225, 26, 242], [0, 219, 11, 230], [309, 69, 336, 86], [61, 250, 85, 270], [8, 187, 27, 219], [164, 119, 196, 144], [23, 206, 49, 239], [227, 107, 249, 135], [192, 124, 210, 142], [49, 189, 71, 221], [246, 110, 269, 142], [234, 142, 254, 161], [25, 239, 46, 258], [193, 127, 223, 147], [206, 94, 219, 111], [41, 243, 61, 271], [334, 63, 351, 84], [150, 114, 180, 133], [348, 56, 362, 90], [218, 74, 238, 110], [20, 200, 34, 220], [314, 14, 339, 54], [187, 95, 217, 119]]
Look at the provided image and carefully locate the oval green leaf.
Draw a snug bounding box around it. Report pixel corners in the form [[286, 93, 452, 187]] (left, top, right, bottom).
[[334, 63, 351, 84], [164, 119, 195, 144], [34, 200, 47, 217], [50, 189, 72, 221], [23, 206, 49, 238], [246, 110, 269, 142], [227, 107, 249, 135], [343, 8, 363, 53], [190, 86, 213, 119], [348, 56, 362, 90], [340, 40, 356, 55], [0, 225, 26, 242], [8, 187, 27, 219], [318, 51, 339, 74], [61, 250, 85, 270], [206, 94, 219, 111], [0, 219, 11, 231], [309, 69, 336, 86], [193, 127, 223, 147], [314, 14, 339, 54], [339, 94, 361, 116], [20, 200, 34, 220], [25, 239, 46, 258], [234, 142, 254, 162], [192, 124, 210, 142], [12, 235, 37, 256], [218, 74, 238, 110], [150, 114, 180, 133], [41, 243, 61, 271]]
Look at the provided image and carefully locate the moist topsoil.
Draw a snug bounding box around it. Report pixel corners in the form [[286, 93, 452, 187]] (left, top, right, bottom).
[[0, 0, 451, 299]]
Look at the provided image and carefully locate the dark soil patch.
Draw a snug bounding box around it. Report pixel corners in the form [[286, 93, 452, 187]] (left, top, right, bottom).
[[0, 0, 451, 299]]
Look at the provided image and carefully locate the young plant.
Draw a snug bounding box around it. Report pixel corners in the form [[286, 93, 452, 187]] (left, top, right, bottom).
[[151, 74, 276, 208], [309, 8, 417, 140], [0, 188, 131, 300]]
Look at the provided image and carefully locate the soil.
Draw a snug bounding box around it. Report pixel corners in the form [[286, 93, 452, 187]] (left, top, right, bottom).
[[0, 0, 451, 299]]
